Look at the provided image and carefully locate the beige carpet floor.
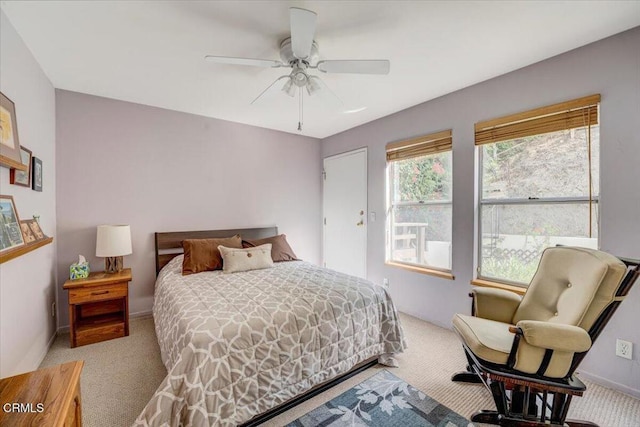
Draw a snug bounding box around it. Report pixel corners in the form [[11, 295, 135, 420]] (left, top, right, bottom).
[[40, 313, 640, 426]]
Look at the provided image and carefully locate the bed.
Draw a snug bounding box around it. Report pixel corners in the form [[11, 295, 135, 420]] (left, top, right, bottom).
[[134, 227, 406, 426]]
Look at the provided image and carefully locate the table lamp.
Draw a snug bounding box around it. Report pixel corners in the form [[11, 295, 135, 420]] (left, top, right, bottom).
[[96, 225, 132, 273]]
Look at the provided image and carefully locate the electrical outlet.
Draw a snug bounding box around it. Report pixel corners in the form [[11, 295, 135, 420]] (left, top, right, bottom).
[[615, 339, 633, 360], [382, 278, 389, 287], [51, 301, 56, 318]]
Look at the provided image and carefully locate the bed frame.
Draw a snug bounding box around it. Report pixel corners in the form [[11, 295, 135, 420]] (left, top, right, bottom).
[[154, 226, 278, 275], [153, 226, 378, 425]]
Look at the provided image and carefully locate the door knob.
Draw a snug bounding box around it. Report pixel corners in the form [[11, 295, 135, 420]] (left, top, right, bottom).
[[356, 220, 364, 226]]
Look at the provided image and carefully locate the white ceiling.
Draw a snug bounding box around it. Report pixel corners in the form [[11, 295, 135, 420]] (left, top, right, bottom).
[[2, 1, 639, 139]]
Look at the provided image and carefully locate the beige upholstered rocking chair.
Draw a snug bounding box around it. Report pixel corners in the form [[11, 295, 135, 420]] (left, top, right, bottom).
[[452, 246, 639, 427]]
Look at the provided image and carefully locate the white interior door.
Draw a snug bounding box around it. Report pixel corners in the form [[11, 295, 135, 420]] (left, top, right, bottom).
[[323, 148, 367, 278]]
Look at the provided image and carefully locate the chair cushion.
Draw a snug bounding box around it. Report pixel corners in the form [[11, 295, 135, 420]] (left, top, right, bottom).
[[452, 314, 514, 365], [513, 247, 626, 330], [454, 314, 587, 377], [517, 320, 591, 352], [472, 287, 522, 324]]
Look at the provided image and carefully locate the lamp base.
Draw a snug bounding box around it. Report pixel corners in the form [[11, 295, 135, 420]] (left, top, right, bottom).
[[105, 256, 124, 274]]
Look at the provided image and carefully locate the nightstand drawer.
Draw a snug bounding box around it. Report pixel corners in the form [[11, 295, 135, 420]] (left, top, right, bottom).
[[68, 282, 128, 304]]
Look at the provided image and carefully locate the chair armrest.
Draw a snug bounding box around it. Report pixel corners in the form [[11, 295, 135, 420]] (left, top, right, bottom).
[[515, 320, 592, 353], [471, 287, 522, 323]]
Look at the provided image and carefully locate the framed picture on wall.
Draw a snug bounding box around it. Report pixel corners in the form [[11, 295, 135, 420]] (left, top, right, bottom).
[[32, 156, 43, 192], [0, 195, 25, 254], [10, 146, 32, 187], [0, 92, 26, 171]]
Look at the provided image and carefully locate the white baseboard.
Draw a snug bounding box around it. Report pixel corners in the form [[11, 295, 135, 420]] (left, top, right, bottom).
[[130, 310, 153, 320], [577, 369, 640, 399], [36, 328, 60, 368]]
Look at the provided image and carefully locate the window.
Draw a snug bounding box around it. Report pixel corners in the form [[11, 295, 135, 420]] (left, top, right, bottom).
[[476, 95, 600, 285], [386, 130, 453, 274]]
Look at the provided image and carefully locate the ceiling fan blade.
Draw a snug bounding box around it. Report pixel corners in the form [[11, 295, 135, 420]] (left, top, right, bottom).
[[290, 8, 317, 60], [251, 75, 291, 105], [205, 55, 283, 68], [316, 60, 390, 75]]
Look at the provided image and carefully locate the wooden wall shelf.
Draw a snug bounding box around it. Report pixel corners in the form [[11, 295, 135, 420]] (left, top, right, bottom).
[[0, 236, 53, 264]]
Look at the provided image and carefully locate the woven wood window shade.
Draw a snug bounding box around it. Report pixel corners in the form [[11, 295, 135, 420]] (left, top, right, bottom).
[[386, 129, 452, 162], [475, 94, 600, 145]]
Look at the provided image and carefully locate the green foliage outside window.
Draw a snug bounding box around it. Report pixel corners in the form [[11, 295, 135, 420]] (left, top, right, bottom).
[[391, 152, 453, 242], [394, 153, 452, 202]]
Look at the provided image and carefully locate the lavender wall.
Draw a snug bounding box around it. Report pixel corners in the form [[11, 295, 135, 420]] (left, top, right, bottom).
[[321, 27, 640, 396], [55, 91, 321, 327], [0, 10, 57, 377]]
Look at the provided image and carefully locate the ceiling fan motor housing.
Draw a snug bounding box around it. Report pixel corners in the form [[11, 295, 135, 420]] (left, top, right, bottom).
[[280, 37, 319, 65]]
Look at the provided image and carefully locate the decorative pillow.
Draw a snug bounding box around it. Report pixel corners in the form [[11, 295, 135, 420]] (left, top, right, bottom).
[[182, 235, 242, 275], [218, 244, 274, 273], [242, 234, 298, 262]]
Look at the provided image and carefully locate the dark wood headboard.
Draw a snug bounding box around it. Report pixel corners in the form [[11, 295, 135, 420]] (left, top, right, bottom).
[[154, 226, 278, 275]]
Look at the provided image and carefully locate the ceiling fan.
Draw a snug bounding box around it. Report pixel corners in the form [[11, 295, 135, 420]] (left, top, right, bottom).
[[205, 7, 390, 131]]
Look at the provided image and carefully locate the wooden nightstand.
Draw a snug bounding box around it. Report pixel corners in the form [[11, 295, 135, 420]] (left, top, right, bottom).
[[0, 360, 83, 426], [63, 268, 131, 347]]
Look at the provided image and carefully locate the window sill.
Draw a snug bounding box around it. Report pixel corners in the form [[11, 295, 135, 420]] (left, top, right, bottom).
[[385, 261, 455, 280], [470, 278, 526, 295]]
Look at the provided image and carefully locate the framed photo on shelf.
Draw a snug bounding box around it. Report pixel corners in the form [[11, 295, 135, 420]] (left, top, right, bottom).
[[27, 219, 45, 241], [0, 92, 25, 171], [10, 146, 32, 187], [0, 195, 25, 254], [20, 220, 37, 244], [32, 156, 43, 192]]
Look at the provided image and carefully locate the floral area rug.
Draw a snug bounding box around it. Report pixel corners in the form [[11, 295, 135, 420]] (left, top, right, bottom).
[[286, 370, 471, 426]]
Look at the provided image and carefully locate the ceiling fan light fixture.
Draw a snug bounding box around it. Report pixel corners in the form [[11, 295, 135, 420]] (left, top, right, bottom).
[[293, 70, 308, 87], [306, 76, 321, 96], [281, 77, 296, 97]]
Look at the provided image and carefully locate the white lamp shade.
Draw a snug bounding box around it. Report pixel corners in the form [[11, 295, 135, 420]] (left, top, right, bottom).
[[96, 225, 132, 257]]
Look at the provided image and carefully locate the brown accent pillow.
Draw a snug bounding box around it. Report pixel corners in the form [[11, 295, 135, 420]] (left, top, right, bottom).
[[242, 234, 298, 262], [182, 235, 242, 275]]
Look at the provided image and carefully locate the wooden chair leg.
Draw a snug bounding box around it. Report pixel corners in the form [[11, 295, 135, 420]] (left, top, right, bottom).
[[565, 420, 599, 427], [470, 410, 500, 424], [491, 380, 508, 415], [510, 386, 538, 420], [452, 351, 484, 383], [451, 371, 483, 383], [550, 392, 568, 423]]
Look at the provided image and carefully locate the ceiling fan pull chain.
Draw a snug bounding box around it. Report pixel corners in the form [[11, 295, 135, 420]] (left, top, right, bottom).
[[298, 86, 303, 131]]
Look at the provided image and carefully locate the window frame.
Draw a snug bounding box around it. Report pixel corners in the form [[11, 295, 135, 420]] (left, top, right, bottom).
[[386, 145, 454, 278], [476, 153, 600, 287], [474, 95, 600, 287]]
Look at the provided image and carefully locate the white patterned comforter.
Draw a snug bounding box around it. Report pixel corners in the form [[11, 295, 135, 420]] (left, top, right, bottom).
[[134, 256, 406, 426]]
